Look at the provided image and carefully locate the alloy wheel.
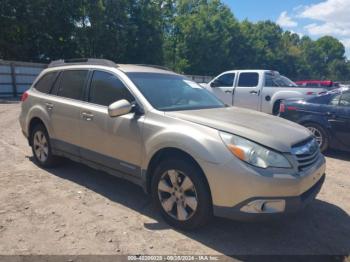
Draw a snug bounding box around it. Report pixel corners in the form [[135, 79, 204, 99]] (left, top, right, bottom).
[[33, 130, 49, 162], [157, 169, 198, 221], [307, 126, 323, 146]]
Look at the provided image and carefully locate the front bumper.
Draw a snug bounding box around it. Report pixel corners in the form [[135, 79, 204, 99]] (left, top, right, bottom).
[[199, 150, 326, 220], [213, 174, 325, 220]]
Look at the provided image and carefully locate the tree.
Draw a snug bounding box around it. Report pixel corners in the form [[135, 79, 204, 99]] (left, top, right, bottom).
[[165, 0, 242, 74]]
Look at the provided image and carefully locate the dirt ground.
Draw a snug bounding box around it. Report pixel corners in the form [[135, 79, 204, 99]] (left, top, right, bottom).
[[0, 103, 349, 257]]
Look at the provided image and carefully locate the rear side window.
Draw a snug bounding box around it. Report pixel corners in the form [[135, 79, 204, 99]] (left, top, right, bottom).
[[264, 74, 278, 87], [215, 73, 235, 87], [238, 73, 259, 87], [329, 94, 341, 105], [89, 71, 134, 106], [34, 72, 58, 94], [57, 70, 88, 100]]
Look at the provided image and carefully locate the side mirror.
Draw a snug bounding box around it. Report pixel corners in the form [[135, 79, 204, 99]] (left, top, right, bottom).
[[210, 81, 218, 88], [108, 99, 132, 117]]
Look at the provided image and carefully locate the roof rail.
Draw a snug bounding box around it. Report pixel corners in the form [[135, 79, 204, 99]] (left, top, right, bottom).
[[48, 58, 118, 68], [135, 64, 171, 71]]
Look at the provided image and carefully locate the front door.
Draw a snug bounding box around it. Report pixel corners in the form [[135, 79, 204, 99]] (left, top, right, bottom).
[[208, 73, 235, 105], [79, 70, 144, 178], [334, 91, 350, 147], [233, 72, 260, 111]]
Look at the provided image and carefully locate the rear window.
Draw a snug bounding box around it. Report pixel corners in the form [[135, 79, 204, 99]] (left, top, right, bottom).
[[34, 72, 58, 94], [57, 70, 88, 100], [238, 73, 259, 87]]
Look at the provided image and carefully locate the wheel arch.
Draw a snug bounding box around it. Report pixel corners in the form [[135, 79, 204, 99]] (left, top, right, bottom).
[[144, 147, 212, 202], [28, 117, 48, 146], [271, 91, 303, 114]]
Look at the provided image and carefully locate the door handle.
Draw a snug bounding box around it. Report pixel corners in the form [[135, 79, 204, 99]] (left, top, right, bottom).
[[45, 102, 53, 110], [250, 90, 260, 95], [225, 90, 232, 94], [326, 112, 337, 118], [81, 112, 94, 121]]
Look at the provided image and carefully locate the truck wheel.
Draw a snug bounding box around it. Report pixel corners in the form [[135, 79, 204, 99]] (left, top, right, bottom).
[[30, 124, 60, 168], [151, 158, 212, 230], [304, 123, 329, 152]]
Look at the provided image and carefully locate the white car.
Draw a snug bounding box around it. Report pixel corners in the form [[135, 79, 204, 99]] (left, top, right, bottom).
[[205, 70, 328, 115]]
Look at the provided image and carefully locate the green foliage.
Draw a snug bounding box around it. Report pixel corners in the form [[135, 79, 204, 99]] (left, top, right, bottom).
[[0, 0, 349, 80]]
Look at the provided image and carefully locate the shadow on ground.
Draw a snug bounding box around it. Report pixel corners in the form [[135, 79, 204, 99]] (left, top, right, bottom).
[[33, 158, 350, 257], [324, 149, 350, 161]]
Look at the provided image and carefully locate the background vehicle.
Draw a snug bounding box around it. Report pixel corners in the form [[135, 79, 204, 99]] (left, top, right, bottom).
[[205, 70, 328, 115], [19, 59, 325, 230], [279, 88, 350, 152], [295, 80, 340, 90]]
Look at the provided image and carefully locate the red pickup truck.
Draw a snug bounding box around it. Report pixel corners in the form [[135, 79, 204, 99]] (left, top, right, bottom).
[[295, 80, 339, 89]]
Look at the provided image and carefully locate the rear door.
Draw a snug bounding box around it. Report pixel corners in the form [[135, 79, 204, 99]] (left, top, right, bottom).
[[208, 73, 235, 105], [79, 70, 144, 177], [233, 72, 260, 110], [49, 69, 89, 157]]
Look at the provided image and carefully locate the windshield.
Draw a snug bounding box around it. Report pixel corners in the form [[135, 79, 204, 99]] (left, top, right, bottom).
[[265, 73, 297, 87], [127, 73, 225, 111]]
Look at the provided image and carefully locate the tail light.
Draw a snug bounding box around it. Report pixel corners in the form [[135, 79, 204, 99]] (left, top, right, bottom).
[[287, 106, 297, 111], [279, 103, 285, 113], [21, 91, 29, 102], [306, 92, 315, 95], [280, 103, 297, 113]]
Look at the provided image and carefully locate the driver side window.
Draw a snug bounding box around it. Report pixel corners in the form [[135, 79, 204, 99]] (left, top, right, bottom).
[[89, 71, 135, 106], [215, 73, 235, 87]]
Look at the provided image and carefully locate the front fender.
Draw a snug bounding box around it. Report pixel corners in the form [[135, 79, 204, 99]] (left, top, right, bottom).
[[271, 91, 304, 107], [141, 123, 231, 170]]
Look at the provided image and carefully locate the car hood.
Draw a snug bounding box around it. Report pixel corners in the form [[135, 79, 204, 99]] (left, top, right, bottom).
[[166, 107, 311, 153]]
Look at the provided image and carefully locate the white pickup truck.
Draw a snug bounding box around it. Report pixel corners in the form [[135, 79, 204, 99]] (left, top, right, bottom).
[[205, 70, 328, 115]]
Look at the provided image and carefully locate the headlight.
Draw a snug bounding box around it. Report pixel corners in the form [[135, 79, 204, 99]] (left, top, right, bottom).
[[220, 132, 291, 169]]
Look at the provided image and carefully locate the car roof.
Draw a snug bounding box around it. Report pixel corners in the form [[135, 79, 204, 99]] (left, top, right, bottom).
[[47, 58, 178, 75], [117, 64, 178, 75]]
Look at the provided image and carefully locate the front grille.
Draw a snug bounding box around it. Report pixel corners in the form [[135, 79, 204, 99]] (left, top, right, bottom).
[[292, 138, 321, 171]]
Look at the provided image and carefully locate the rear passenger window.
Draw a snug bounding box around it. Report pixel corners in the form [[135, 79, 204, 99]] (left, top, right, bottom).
[[89, 71, 134, 106], [238, 73, 259, 87], [34, 72, 58, 94], [57, 70, 88, 100]]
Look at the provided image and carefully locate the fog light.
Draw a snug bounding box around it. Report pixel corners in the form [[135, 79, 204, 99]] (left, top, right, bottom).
[[240, 199, 286, 213]]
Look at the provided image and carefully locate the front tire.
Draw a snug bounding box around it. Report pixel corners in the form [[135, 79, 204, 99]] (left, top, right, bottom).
[[30, 124, 59, 168], [151, 158, 212, 230], [304, 123, 329, 152]]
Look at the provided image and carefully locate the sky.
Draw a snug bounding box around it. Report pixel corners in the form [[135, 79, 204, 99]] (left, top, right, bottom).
[[222, 0, 350, 58]]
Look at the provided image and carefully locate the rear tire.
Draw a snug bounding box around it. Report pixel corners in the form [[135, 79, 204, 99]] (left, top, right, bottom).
[[304, 123, 329, 152], [151, 158, 212, 230], [30, 124, 60, 168]]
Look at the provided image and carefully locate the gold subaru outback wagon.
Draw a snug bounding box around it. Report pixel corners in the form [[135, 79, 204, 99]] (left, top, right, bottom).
[[19, 59, 326, 230]]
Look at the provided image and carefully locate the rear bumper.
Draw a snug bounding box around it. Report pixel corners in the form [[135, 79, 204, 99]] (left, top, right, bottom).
[[214, 174, 325, 221]]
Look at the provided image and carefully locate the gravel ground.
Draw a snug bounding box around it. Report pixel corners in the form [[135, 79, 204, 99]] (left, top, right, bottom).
[[0, 103, 349, 257]]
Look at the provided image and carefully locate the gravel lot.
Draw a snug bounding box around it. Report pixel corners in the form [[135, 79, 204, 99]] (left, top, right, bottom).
[[0, 103, 349, 257]]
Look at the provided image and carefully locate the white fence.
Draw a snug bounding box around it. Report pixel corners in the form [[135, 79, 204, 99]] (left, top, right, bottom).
[[0, 60, 214, 98], [0, 60, 46, 97]]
